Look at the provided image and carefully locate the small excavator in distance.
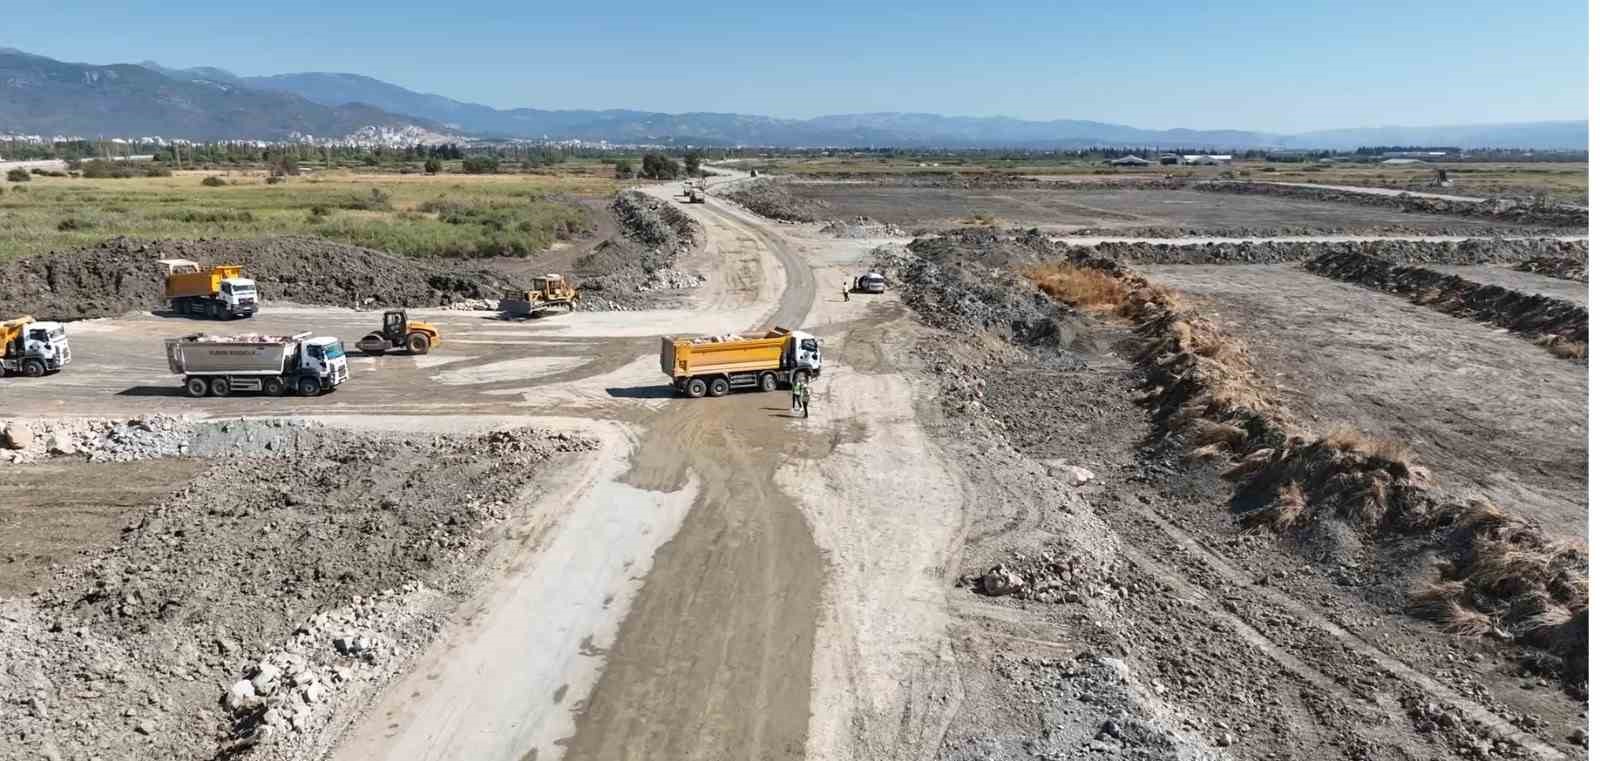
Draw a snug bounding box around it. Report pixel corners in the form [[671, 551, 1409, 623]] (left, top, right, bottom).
[[355, 310, 442, 356]]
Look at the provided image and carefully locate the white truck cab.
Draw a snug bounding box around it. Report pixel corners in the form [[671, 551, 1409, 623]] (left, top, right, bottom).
[[301, 336, 350, 388], [1, 317, 71, 377]]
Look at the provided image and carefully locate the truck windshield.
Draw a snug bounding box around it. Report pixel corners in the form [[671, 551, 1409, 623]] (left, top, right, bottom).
[[322, 342, 346, 359]]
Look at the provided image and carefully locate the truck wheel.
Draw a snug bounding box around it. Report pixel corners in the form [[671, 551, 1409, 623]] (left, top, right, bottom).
[[759, 372, 778, 392], [263, 377, 285, 396], [21, 359, 45, 378], [407, 333, 430, 354], [709, 377, 731, 397], [209, 378, 231, 397], [184, 377, 208, 398], [297, 377, 320, 397], [686, 378, 708, 398], [208, 302, 223, 320]]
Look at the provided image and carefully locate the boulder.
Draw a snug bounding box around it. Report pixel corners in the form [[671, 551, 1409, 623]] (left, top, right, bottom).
[[224, 679, 256, 712], [46, 430, 75, 456], [251, 662, 283, 695], [1, 424, 32, 450], [980, 565, 1024, 596]]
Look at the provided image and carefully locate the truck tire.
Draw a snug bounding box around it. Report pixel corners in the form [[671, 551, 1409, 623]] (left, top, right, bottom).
[[209, 377, 231, 397], [208, 302, 223, 320], [709, 377, 731, 397], [297, 377, 320, 397], [407, 333, 430, 354], [759, 372, 778, 392], [184, 377, 208, 398], [686, 378, 708, 398], [21, 359, 45, 378], [263, 377, 285, 396]]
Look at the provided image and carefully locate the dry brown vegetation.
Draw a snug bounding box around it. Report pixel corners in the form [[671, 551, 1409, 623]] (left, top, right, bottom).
[[1024, 262, 1129, 311]]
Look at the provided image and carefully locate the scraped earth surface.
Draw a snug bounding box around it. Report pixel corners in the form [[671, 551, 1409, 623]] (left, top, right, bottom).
[[0, 175, 1587, 761], [1143, 263, 1587, 540], [1423, 265, 1589, 305]]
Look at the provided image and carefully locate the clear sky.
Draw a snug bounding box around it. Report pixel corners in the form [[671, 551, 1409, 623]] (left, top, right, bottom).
[[7, 0, 1588, 133]]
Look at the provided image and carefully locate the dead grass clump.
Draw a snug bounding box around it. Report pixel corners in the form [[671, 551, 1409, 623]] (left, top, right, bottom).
[[1187, 418, 1248, 447], [1024, 262, 1129, 311], [1406, 579, 1496, 637], [1321, 424, 1413, 464], [1242, 481, 1306, 532], [1535, 335, 1587, 360]]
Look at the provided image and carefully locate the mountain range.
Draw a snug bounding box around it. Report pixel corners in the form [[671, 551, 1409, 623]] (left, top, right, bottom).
[[1, 48, 1587, 149]]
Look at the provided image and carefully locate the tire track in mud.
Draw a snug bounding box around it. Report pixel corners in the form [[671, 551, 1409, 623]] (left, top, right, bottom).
[[561, 193, 824, 761]]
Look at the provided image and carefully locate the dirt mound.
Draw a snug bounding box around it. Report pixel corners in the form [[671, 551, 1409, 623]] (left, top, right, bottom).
[[1305, 249, 1587, 359], [887, 231, 1085, 353], [1198, 181, 1589, 229], [0, 417, 596, 761], [1515, 255, 1589, 282], [1085, 237, 1588, 267], [569, 191, 705, 311], [722, 179, 830, 222], [0, 237, 515, 320]]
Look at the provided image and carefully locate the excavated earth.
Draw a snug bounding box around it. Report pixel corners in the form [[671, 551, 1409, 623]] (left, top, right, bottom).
[[0, 237, 520, 321], [0, 416, 594, 761], [875, 231, 1587, 761]]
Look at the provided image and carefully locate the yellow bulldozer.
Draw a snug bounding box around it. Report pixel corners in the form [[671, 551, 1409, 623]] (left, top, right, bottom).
[[355, 310, 442, 355], [500, 274, 579, 318]]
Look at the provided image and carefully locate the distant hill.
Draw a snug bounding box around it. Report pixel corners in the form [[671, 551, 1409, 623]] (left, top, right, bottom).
[[0, 49, 445, 140], [225, 70, 1594, 149], [0, 49, 1584, 149]]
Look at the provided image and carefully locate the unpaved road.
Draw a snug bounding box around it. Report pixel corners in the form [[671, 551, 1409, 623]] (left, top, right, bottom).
[[2, 174, 1586, 761]]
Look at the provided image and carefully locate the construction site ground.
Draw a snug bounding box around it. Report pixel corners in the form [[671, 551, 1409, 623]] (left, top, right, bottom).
[[1142, 263, 1586, 542], [785, 183, 1539, 234], [0, 173, 1586, 761]]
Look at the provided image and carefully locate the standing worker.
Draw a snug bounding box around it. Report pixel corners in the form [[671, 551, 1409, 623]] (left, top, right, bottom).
[[843, 280, 851, 302], [792, 374, 811, 418]]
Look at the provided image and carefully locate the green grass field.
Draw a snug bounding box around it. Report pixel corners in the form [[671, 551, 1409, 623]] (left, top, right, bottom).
[[0, 168, 621, 260]]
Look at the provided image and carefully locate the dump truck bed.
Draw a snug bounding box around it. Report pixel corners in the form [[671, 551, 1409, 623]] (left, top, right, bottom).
[[165, 334, 299, 375], [166, 265, 243, 300], [659, 329, 791, 379]]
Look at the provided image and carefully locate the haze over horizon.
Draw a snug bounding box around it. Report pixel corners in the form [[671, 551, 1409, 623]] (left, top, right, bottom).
[[8, 0, 1587, 134]]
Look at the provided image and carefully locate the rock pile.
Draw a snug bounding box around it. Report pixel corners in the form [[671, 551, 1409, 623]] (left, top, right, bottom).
[[574, 191, 705, 309], [1086, 237, 1588, 266], [819, 216, 907, 238], [969, 548, 1126, 605]]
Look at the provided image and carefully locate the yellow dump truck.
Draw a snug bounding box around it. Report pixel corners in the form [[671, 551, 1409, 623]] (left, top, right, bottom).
[[659, 327, 821, 397], [161, 260, 258, 319]]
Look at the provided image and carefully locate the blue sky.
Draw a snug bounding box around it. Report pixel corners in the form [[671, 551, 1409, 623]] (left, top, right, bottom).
[[7, 0, 1588, 133]]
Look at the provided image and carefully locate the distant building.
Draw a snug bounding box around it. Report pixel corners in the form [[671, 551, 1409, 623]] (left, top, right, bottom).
[[1380, 158, 1425, 165], [1181, 154, 1233, 166], [1158, 154, 1180, 165], [1108, 155, 1153, 166]]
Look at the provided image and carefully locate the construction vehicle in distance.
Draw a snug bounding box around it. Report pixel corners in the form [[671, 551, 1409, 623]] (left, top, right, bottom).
[[166, 332, 349, 398], [500, 274, 579, 318], [660, 327, 822, 398], [686, 184, 706, 203], [161, 260, 259, 319], [355, 310, 441, 356], [1, 316, 71, 377]]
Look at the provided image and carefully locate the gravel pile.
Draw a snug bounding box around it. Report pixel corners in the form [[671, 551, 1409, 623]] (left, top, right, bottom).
[[573, 191, 705, 310], [0, 418, 596, 761], [0, 236, 515, 321]]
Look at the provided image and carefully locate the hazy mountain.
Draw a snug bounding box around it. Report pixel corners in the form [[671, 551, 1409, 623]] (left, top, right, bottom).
[[227, 69, 1590, 149], [1, 50, 1582, 149], [0, 49, 445, 140]]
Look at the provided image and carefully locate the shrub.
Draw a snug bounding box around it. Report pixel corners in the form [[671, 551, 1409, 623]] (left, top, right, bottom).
[[266, 175, 285, 184], [461, 156, 499, 174], [640, 153, 680, 180], [158, 209, 256, 224], [201, 175, 227, 187], [614, 159, 635, 179], [144, 164, 173, 177], [424, 158, 443, 175], [339, 187, 392, 210], [56, 217, 95, 231], [6, 168, 31, 182]]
